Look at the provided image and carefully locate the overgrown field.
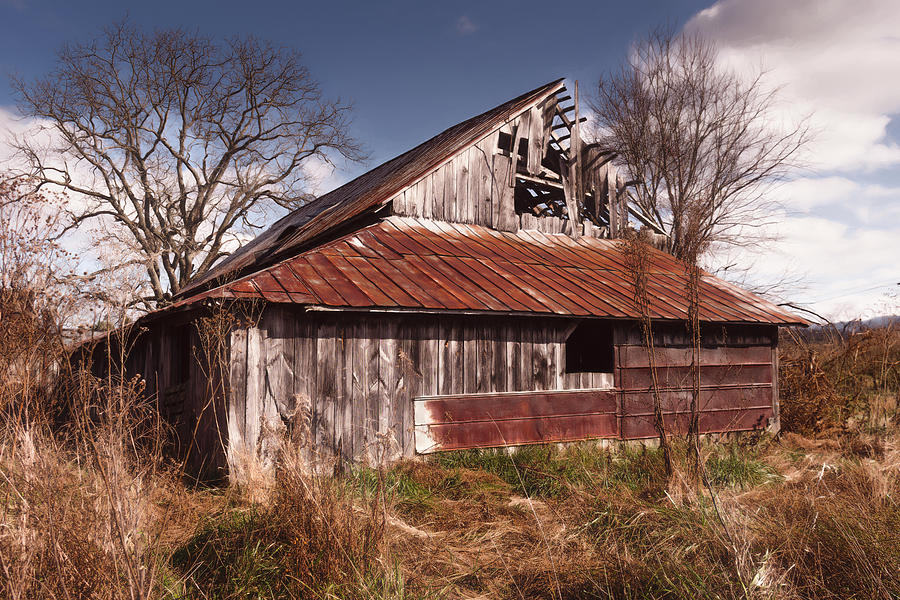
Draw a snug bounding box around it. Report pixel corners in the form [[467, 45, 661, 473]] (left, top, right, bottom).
[[1, 325, 898, 599]]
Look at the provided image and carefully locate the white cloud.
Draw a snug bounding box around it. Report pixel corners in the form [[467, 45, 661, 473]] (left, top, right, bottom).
[[711, 177, 900, 322], [686, 0, 900, 173], [684, 1, 900, 320], [0, 106, 32, 167], [456, 15, 478, 36], [301, 153, 349, 197]]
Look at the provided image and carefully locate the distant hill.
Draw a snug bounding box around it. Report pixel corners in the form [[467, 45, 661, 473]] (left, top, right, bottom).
[[800, 314, 899, 341]]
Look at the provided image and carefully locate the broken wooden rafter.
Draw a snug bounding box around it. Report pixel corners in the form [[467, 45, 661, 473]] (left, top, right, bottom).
[[569, 80, 583, 237], [625, 199, 667, 235], [552, 116, 587, 132]]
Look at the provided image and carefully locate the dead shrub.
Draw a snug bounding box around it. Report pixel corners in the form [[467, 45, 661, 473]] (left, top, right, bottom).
[[780, 325, 900, 436]]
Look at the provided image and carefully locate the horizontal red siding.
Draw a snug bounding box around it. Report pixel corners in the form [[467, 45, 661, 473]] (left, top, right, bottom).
[[414, 389, 618, 453]]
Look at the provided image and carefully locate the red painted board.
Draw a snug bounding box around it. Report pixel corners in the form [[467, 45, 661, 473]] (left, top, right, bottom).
[[416, 413, 619, 453], [415, 390, 617, 426]]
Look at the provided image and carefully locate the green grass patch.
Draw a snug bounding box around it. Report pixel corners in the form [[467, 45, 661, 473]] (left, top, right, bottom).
[[347, 464, 435, 511], [431, 445, 567, 497], [170, 508, 288, 598], [705, 445, 779, 488], [430, 442, 670, 498]]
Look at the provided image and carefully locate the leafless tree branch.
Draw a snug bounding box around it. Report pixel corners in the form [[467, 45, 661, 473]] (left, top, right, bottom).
[[10, 21, 362, 306], [591, 27, 811, 261]]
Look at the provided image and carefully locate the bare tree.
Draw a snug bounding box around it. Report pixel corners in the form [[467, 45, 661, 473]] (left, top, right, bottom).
[[591, 28, 809, 262], [11, 22, 360, 307]]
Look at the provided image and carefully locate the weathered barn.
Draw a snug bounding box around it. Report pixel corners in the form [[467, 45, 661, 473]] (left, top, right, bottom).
[[100, 80, 805, 478]]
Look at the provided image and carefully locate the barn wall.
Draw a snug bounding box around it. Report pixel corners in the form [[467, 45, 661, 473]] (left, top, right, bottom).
[[227, 308, 614, 463], [103, 316, 227, 480], [105, 306, 779, 476], [613, 322, 779, 438]]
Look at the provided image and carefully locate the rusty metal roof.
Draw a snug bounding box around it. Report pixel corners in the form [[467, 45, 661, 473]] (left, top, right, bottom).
[[178, 79, 566, 298], [176, 216, 806, 325]]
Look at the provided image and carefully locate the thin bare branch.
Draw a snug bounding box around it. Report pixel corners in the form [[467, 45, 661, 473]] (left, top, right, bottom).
[[10, 21, 362, 306]]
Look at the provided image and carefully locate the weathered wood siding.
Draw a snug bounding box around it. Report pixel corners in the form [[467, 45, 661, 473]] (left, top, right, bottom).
[[96, 317, 227, 479], [227, 308, 615, 463], [226, 309, 779, 465], [389, 98, 628, 239], [390, 101, 586, 236], [613, 323, 778, 439], [102, 308, 780, 474]]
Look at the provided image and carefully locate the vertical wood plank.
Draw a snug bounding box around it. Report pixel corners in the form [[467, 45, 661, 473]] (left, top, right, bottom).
[[263, 311, 286, 420], [421, 320, 438, 397], [413, 180, 426, 219], [518, 326, 531, 392], [363, 319, 380, 462], [493, 324, 507, 393], [449, 321, 464, 395], [228, 327, 248, 461], [492, 152, 516, 231], [617, 173, 628, 231], [294, 318, 315, 432], [540, 96, 557, 160], [390, 191, 407, 216], [431, 168, 444, 221], [443, 161, 456, 222], [438, 321, 451, 396], [607, 166, 618, 237], [527, 105, 544, 176], [532, 326, 548, 390], [463, 322, 477, 394], [547, 324, 560, 390], [316, 320, 337, 457], [771, 342, 781, 432], [421, 174, 433, 220], [454, 152, 468, 223], [475, 323, 491, 393], [392, 321, 406, 455], [510, 112, 529, 184], [472, 140, 493, 227], [244, 326, 264, 454], [406, 332, 422, 457], [349, 323, 365, 460], [338, 322, 351, 460], [378, 320, 398, 457], [506, 323, 517, 392]]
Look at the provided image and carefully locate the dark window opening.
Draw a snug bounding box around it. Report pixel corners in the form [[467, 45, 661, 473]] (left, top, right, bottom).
[[170, 325, 192, 384], [161, 325, 192, 422], [517, 137, 529, 161], [514, 181, 569, 218], [566, 321, 614, 373], [497, 131, 513, 154]]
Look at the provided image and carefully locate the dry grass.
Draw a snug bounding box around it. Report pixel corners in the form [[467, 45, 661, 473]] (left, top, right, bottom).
[[1, 335, 897, 599]]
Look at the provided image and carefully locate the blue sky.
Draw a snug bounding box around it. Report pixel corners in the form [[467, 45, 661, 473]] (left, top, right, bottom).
[[0, 0, 709, 163], [1, 0, 898, 320]]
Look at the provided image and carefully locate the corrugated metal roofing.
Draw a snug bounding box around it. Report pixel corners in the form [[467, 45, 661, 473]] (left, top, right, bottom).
[[176, 216, 806, 325], [178, 79, 566, 298]]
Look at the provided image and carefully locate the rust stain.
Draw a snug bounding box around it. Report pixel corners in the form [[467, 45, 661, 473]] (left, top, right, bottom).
[[175, 217, 806, 326], [414, 389, 619, 452]]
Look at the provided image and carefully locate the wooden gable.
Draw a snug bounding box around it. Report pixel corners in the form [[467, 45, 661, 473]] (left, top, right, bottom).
[[388, 83, 664, 240]]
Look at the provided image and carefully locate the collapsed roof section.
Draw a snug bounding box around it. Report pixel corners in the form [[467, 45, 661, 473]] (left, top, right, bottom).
[[180, 79, 568, 297], [179, 79, 666, 299], [175, 216, 805, 325]]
